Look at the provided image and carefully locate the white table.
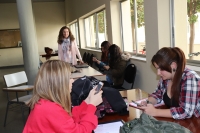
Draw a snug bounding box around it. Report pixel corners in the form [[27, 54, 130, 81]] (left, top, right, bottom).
[[71, 66, 103, 79]]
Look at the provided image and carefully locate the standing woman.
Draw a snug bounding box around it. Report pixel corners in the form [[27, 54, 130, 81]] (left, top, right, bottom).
[[58, 26, 83, 65], [140, 47, 200, 119]]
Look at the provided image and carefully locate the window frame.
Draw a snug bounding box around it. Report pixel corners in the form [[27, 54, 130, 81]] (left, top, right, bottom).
[[120, 0, 146, 57], [68, 21, 80, 47], [83, 9, 107, 49]]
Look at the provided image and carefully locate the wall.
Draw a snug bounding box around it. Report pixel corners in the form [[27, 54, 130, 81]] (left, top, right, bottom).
[[0, 2, 65, 67]]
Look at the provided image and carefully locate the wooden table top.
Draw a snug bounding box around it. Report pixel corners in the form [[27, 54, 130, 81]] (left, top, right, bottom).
[[98, 89, 200, 133]]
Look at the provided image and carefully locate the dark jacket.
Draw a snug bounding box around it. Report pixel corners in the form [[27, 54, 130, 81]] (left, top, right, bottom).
[[120, 113, 192, 133], [108, 52, 131, 86]]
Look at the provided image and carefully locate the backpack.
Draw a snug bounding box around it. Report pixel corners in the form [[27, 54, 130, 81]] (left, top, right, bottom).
[[71, 76, 128, 118]]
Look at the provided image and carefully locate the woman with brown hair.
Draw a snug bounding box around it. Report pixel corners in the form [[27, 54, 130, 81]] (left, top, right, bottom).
[[93, 41, 111, 71], [104, 44, 131, 86], [140, 47, 200, 119], [23, 60, 102, 133], [58, 26, 83, 65]]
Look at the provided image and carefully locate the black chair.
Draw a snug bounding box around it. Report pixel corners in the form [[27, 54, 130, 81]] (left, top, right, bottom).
[[113, 64, 137, 91], [82, 52, 87, 63], [86, 53, 91, 64], [89, 54, 94, 67]]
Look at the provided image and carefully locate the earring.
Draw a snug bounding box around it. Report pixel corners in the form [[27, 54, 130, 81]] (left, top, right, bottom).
[[172, 68, 176, 72]]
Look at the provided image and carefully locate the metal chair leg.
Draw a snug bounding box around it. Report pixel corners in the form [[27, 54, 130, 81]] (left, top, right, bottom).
[[4, 102, 10, 127]]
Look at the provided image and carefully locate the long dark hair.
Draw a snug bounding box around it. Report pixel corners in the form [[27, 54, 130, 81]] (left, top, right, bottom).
[[151, 47, 186, 103], [101, 41, 111, 62], [108, 44, 122, 69], [57, 26, 75, 44]]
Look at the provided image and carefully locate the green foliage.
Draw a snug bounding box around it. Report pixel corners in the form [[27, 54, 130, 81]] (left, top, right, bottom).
[[187, 0, 200, 24], [130, 0, 145, 27], [97, 11, 105, 33]]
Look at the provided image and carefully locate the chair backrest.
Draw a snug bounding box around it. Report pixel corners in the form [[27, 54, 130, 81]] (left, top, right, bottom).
[[89, 54, 94, 66], [122, 64, 137, 89], [4, 71, 28, 87], [82, 52, 87, 63], [86, 53, 91, 64]]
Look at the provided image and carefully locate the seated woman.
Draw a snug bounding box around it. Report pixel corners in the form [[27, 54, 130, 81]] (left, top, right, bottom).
[[92, 41, 111, 72], [104, 44, 131, 86], [23, 60, 103, 133], [140, 47, 200, 119]]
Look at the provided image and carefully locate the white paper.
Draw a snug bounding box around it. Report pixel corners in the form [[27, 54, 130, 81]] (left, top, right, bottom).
[[94, 121, 123, 133]]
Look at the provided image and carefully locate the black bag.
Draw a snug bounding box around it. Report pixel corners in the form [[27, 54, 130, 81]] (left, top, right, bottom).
[[71, 76, 93, 106]]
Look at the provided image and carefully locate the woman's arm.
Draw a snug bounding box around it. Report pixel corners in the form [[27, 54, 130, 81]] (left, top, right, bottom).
[[169, 73, 200, 119], [73, 40, 82, 61]]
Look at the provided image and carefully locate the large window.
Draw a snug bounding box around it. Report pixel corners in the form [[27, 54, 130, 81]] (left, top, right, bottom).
[[172, 0, 200, 62], [69, 22, 80, 47], [84, 10, 107, 49], [121, 0, 146, 55]]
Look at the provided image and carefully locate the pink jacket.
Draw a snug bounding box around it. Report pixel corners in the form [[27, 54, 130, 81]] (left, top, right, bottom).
[[58, 40, 82, 65], [23, 99, 98, 133]]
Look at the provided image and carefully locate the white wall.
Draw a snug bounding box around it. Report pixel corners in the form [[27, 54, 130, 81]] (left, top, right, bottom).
[[0, 2, 65, 66]]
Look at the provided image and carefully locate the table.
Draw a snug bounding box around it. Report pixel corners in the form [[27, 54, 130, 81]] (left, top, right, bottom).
[[39, 56, 104, 79], [99, 89, 200, 133]]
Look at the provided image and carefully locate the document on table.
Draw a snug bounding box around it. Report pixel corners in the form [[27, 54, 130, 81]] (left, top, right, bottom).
[[94, 120, 123, 133], [129, 98, 164, 108]]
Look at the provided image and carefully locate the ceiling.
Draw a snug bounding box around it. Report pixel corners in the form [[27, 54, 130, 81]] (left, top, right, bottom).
[[0, 0, 64, 3]]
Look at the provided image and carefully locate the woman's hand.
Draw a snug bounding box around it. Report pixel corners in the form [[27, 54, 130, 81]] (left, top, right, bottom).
[[85, 87, 103, 106], [140, 104, 157, 117], [92, 57, 98, 62], [79, 60, 84, 64], [104, 65, 110, 70]]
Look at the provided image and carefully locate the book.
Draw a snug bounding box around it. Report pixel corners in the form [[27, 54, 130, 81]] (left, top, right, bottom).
[[129, 98, 165, 109]]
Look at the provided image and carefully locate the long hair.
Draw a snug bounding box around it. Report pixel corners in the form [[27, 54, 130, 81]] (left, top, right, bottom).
[[57, 26, 75, 44], [28, 60, 72, 115], [101, 41, 111, 62], [151, 47, 186, 103], [108, 44, 122, 68]]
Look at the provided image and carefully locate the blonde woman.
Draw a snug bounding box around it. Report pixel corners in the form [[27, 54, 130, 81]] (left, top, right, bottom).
[[23, 60, 102, 133]]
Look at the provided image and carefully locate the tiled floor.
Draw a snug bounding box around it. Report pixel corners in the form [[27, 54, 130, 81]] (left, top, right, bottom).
[[0, 66, 29, 133]]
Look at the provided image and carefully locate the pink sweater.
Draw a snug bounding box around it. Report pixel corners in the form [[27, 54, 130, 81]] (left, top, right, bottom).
[[23, 99, 97, 133], [58, 40, 82, 65]]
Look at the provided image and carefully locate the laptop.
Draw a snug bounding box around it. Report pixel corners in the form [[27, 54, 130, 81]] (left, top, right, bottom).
[[74, 63, 89, 68]]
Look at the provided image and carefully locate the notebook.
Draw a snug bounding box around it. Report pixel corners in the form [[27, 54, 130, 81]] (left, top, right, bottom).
[[74, 63, 89, 68], [94, 120, 124, 133]]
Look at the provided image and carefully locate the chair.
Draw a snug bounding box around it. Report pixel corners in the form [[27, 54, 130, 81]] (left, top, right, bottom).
[[113, 64, 137, 91], [82, 52, 87, 63], [89, 54, 94, 67], [86, 53, 91, 64], [3, 71, 33, 127]]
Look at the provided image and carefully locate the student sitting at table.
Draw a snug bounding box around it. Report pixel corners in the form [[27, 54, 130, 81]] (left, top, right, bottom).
[[23, 60, 103, 133], [140, 47, 200, 119], [104, 44, 131, 86], [92, 41, 111, 72]]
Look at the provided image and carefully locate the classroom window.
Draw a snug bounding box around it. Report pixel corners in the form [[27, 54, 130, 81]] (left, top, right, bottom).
[[172, 0, 200, 63], [69, 22, 80, 47], [121, 0, 146, 55], [84, 10, 107, 49]]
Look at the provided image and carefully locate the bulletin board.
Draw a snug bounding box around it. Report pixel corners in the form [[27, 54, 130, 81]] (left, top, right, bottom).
[[0, 29, 21, 48]]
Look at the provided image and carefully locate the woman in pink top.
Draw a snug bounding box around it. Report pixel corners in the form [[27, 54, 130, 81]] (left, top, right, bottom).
[[23, 60, 103, 133], [58, 26, 83, 65]]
